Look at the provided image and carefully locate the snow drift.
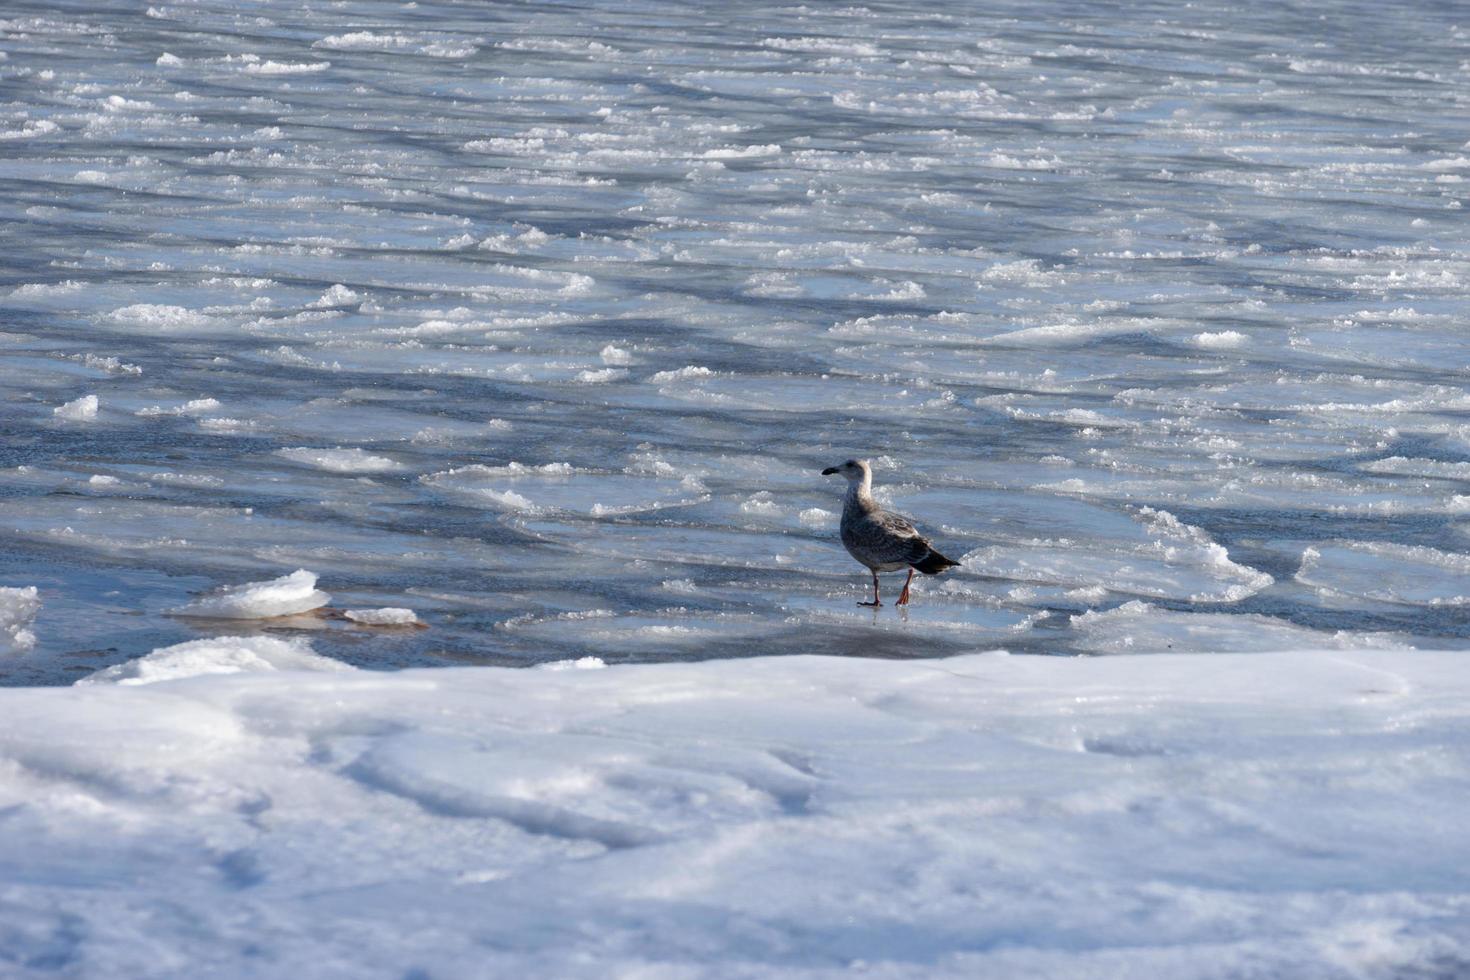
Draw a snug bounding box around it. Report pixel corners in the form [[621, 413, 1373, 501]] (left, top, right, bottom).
[[0, 645, 1464, 978]]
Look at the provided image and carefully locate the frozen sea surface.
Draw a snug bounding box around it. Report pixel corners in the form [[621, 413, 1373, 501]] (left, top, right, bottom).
[[3, 0, 1469, 680]]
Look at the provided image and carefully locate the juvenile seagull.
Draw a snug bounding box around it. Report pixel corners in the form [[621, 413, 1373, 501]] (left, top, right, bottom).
[[821, 459, 959, 607]]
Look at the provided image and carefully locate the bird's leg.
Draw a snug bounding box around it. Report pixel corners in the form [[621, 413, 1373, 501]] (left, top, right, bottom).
[[896, 567, 915, 606], [857, 570, 882, 607]]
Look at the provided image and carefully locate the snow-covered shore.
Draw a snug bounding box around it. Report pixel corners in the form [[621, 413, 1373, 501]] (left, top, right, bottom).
[[2, 644, 1466, 978]]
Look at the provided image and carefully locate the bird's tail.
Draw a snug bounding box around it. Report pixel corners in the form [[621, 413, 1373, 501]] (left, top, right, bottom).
[[913, 549, 960, 575]]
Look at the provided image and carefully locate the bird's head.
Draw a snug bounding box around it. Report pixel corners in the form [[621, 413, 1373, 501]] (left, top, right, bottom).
[[821, 458, 870, 483]]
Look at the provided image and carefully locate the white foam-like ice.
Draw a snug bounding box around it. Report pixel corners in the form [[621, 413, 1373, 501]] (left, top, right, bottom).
[[0, 586, 40, 652], [276, 447, 405, 473], [108, 303, 213, 330], [1192, 330, 1249, 348], [136, 397, 220, 417], [244, 60, 331, 75], [52, 394, 98, 420], [308, 284, 359, 308]]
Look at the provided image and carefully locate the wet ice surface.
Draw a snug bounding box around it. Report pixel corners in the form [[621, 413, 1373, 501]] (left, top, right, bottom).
[[2, 0, 1468, 682]]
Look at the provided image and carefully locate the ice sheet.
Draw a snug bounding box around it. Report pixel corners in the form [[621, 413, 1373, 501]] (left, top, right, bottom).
[[1, 0, 1468, 678]]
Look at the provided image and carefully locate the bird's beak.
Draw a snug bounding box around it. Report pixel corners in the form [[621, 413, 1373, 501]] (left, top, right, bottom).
[[821, 467, 838, 476]]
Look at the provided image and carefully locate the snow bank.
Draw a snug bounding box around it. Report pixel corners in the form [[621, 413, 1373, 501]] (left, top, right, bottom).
[[0, 649, 1464, 977], [79, 635, 350, 685], [0, 586, 40, 651], [171, 569, 330, 619]]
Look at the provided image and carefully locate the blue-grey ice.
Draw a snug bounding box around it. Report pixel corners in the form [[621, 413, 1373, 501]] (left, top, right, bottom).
[[0, 0, 1466, 677]]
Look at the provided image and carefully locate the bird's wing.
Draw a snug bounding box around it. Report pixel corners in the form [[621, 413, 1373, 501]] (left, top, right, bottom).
[[871, 509, 920, 539], [853, 510, 932, 565]]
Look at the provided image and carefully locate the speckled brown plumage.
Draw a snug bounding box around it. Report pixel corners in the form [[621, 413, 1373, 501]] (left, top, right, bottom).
[[822, 459, 959, 606]]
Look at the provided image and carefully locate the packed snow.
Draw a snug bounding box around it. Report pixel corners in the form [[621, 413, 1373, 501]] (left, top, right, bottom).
[[0, 645, 1465, 977]]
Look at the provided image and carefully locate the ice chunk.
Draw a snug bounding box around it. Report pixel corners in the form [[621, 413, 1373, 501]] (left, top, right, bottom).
[[313, 32, 473, 57], [574, 367, 627, 384], [0, 586, 40, 652], [109, 303, 212, 330], [314, 32, 417, 51], [535, 656, 606, 670], [701, 144, 782, 159], [136, 397, 221, 417], [762, 37, 879, 56], [53, 395, 99, 420], [171, 569, 330, 619], [1137, 507, 1273, 601], [344, 607, 420, 626], [648, 365, 716, 383], [980, 258, 1065, 285], [275, 447, 405, 473], [78, 635, 350, 685], [0, 119, 59, 139], [600, 344, 633, 365], [308, 284, 359, 308], [70, 353, 141, 375], [9, 280, 85, 298], [738, 492, 783, 516], [1066, 585, 1109, 603], [1192, 330, 1249, 348], [243, 60, 331, 75]]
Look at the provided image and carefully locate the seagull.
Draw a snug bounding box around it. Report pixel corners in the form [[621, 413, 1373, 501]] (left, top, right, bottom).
[[821, 459, 960, 607]]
